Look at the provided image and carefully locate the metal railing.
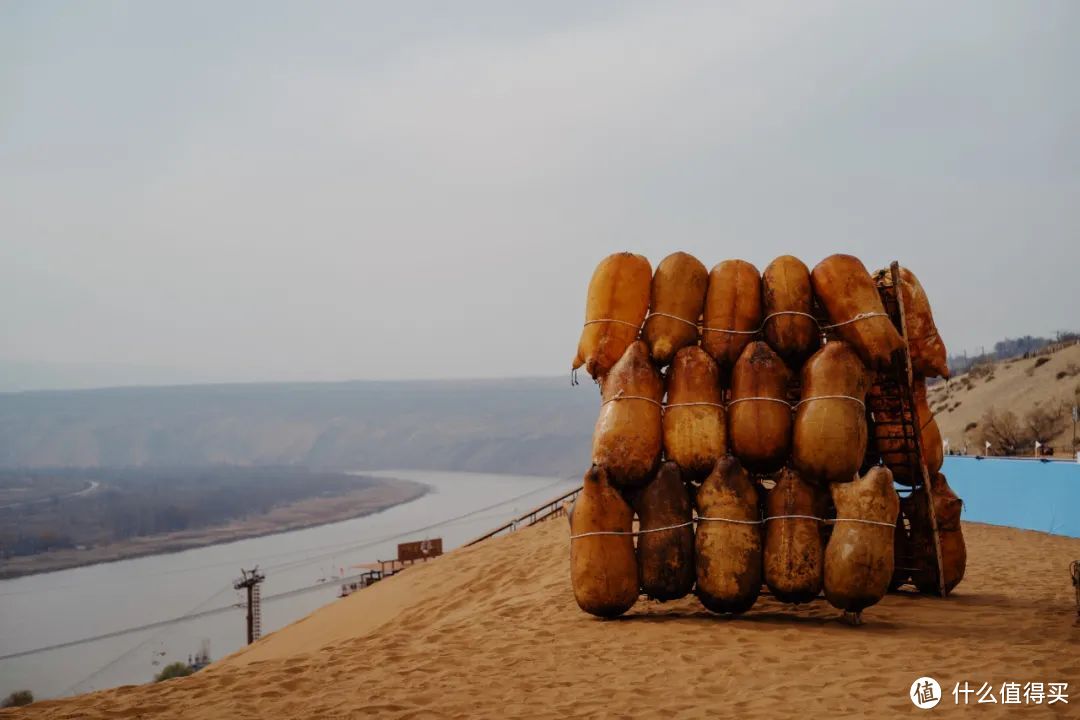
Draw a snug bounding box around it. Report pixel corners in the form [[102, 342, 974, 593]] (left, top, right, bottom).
[[464, 486, 581, 547]]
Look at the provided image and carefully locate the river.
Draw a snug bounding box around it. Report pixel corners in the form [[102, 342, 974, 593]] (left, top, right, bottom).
[[0, 470, 576, 700]]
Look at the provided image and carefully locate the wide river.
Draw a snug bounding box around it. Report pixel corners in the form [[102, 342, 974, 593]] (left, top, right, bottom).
[[0, 470, 576, 699]]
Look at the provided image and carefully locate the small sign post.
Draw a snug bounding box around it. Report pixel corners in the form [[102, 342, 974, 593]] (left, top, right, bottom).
[[1072, 406, 1078, 454]]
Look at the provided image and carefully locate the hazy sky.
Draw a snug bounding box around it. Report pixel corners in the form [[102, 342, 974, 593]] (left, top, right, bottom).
[[2, 1, 1077, 390]]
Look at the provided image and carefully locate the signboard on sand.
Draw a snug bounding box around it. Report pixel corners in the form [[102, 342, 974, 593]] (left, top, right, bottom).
[[398, 538, 443, 562]]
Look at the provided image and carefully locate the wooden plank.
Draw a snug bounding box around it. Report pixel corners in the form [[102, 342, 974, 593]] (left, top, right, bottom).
[[888, 260, 948, 597]]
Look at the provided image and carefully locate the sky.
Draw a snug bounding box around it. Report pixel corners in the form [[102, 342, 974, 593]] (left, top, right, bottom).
[[2, 0, 1078, 390]]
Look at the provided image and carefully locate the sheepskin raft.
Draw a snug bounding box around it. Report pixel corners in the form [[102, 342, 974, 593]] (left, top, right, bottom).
[[573, 252, 652, 381], [824, 466, 899, 614], [695, 456, 762, 614], [764, 467, 823, 604], [570, 465, 638, 618], [643, 252, 707, 366], [901, 472, 966, 595], [592, 341, 663, 487], [702, 259, 762, 378], [762, 255, 819, 366], [924, 473, 966, 595], [663, 346, 726, 480], [633, 462, 694, 601], [874, 265, 949, 379], [811, 254, 903, 369], [728, 341, 792, 474], [914, 380, 943, 478], [792, 341, 869, 484]]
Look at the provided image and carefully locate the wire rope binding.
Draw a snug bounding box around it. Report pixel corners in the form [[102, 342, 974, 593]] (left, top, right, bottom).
[[569, 514, 894, 538], [818, 311, 889, 330], [826, 517, 896, 529], [763, 514, 822, 523], [601, 390, 663, 410], [793, 395, 866, 411], [582, 318, 642, 330], [643, 311, 698, 329], [700, 310, 888, 338], [727, 396, 793, 409], [664, 401, 725, 411]]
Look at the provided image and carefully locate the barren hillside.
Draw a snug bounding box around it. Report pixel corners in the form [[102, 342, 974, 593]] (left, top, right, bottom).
[[929, 342, 1080, 455], [0, 378, 596, 477]]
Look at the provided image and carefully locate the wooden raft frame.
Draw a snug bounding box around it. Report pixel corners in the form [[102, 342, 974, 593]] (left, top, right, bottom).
[[866, 260, 948, 597]]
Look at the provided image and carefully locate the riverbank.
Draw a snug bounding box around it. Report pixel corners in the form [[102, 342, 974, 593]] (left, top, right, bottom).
[[0, 477, 429, 579]]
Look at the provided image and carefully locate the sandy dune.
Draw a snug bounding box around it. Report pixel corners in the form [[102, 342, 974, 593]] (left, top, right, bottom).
[[8, 519, 1079, 719], [932, 342, 1080, 454]]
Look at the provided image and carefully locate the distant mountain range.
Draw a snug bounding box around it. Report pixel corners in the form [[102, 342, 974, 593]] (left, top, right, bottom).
[[6, 341, 1076, 481], [0, 378, 598, 478]]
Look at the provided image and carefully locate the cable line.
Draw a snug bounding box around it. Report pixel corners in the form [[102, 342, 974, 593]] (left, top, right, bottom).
[[263, 477, 570, 573]]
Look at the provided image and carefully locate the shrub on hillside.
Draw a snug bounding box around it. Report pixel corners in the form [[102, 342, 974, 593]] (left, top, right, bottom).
[[979, 408, 1026, 454], [1027, 403, 1067, 441], [978, 403, 1068, 455], [155, 662, 194, 682], [2, 690, 33, 708], [1056, 363, 1080, 381]]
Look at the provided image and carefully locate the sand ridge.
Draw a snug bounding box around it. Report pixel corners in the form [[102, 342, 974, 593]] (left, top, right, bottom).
[[7, 520, 1079, 719], [931, 342, 1080, 453]]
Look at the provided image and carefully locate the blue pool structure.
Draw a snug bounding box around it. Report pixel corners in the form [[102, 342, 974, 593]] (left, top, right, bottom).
[[941, 456, 1080, 538]]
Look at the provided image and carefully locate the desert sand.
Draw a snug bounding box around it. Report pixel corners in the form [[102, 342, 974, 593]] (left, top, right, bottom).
[[7, 519, 1079, 719]]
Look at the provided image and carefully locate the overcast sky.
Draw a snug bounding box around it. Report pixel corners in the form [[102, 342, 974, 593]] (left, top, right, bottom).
[[2, 1, 1077, 390]]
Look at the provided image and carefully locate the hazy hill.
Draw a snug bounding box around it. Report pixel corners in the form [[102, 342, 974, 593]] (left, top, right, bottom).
[[8, 341, 1074, 479], [0, 378, 598, 477]]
